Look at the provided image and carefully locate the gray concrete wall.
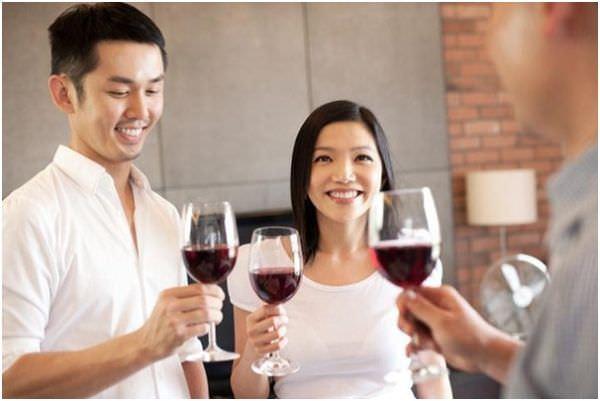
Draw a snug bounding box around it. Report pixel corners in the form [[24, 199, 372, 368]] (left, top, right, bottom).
[[2, 3, 455, 283]]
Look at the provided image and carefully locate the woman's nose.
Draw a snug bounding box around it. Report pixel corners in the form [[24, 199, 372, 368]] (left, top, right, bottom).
[[332, 159, 356, 183]]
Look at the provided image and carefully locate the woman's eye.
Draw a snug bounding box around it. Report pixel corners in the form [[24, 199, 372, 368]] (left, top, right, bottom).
[[314, 155, 331, 163], [356, 154, 374, 162]]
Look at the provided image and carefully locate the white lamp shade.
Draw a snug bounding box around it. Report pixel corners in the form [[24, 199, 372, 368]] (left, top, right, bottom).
[[466, 169, 537, 226]]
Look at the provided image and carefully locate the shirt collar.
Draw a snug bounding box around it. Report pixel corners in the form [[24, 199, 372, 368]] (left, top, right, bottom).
[[52, 145, 151, 194]]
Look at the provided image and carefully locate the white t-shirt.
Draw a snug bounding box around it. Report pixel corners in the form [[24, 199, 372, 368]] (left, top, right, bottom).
[[2, 145, 203, 398], [227, 243, 442, 398]]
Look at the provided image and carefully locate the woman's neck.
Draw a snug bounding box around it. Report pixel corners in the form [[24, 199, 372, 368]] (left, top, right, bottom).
[[316, 214, 368, 258]]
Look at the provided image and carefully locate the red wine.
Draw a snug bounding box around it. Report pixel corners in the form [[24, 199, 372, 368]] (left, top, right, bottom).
[[370, 241, 435, 287], [182, 245, 238, 284], [250, 267, 301, 304]]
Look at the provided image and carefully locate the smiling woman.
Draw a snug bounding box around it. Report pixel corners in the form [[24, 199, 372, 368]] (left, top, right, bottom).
[[227, 100, 452, 399]]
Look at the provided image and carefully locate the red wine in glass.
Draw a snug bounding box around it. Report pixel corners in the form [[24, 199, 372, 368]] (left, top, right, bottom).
[[181, 200, 239, 363], [370, 241, 436, 288], [182, 244, 238, 284], [250, 267, 301, 304], [368, 188, 446, 383], [248, 226, 303, 377]]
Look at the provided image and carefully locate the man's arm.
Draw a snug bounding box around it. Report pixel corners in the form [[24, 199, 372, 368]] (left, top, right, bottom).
[[3, 330, 151, 398], [397, 285, 523, 384], [182, 361, 208, 399], [2, 284, 224, 398]]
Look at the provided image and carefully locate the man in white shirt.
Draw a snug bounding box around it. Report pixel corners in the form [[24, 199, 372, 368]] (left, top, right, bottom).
[[2, 3, 224, 398]]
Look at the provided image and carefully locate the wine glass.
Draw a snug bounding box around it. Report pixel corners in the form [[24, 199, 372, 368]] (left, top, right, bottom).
[[181, 200, 239, 362], [248, 226, 303, 377], [368, 187, 447, 383]]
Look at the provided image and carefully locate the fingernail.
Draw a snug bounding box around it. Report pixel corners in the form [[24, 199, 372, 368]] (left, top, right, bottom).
[[406, 289, 417, 299]]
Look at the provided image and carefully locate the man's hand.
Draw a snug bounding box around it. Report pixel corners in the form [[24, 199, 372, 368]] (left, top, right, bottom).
[[136, 283, 225, 361], [397, 285, 521, 380]]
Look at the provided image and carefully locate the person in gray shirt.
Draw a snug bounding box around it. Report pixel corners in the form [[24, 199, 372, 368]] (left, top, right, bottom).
[[396, 3, 597, 398]]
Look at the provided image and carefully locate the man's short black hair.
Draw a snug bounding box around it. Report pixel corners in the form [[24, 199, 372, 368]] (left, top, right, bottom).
[[48, 2, 167, 100]]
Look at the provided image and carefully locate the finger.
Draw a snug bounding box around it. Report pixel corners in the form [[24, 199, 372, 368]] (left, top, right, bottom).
[[170, 294, 223, 313], [415, 285, 461, 310], [252, 325, 287, 347], [185, 323, 210, 338], [181, 308, 223, 326], [247, 304, 286, 324], [160, 284, 207, 299], [257, 337, 288, 355], [196, 283, 226, 300], [248, 315, 288, 337], [404, 289, 446, 330]]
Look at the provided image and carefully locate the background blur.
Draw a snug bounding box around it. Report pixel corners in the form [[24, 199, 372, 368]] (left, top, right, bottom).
[[2, 2, 563, 313]]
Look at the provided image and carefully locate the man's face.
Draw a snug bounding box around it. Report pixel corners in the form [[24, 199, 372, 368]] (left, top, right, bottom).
[[488, 4, 559, 137], [69, 41, 164, 168]]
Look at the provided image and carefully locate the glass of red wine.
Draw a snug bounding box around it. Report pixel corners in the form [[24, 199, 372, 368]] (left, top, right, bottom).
[[368, 187, 447, 384], [248, 226, 303, 376], [181, 200, 239, 362]]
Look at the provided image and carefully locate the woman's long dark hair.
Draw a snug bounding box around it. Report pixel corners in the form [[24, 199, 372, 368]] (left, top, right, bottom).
[[290, 100, 395, 263]]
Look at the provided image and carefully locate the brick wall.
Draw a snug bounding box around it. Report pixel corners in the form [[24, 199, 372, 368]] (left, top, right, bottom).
[[440, 3, 564, 306]]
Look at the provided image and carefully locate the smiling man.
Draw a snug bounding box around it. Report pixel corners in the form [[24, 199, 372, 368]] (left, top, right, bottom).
[[2, 3, 224, 398]]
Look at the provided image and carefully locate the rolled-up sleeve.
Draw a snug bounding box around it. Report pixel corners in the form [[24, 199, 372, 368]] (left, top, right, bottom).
[[3, 197, 58, 372]]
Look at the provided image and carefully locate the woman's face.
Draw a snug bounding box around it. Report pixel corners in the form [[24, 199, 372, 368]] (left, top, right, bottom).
[[307, 121, 384, 226]]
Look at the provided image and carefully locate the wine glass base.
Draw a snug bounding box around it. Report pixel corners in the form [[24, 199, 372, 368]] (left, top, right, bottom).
[[201, 349, 240, 363], [251, 356, 299, 377]]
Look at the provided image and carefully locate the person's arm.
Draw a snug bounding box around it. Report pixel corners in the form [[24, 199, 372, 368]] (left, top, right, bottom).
[[397, 285, 522, 384], [230, 305, 287, 398], [2, 284, 224, 398], [182, 361, 208, 399]]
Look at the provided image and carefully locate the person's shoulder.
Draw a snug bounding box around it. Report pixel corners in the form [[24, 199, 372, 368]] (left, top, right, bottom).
[[4, 165, 61, 216]]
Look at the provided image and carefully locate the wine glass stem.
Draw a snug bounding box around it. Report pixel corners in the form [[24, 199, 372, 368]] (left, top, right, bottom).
[[205, 322, 219, 352]]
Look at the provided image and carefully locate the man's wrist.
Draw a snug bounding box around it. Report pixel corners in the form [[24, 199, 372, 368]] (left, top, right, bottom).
[[477, 328, 523, 384]]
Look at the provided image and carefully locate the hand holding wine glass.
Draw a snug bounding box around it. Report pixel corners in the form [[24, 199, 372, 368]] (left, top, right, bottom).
[[248, 226, 303, 377], [181, 200, 239, 362], [368, 187, 447, 383]]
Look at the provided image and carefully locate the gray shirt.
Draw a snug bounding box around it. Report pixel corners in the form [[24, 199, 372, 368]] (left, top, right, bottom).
[[504, 145, 598, 398]]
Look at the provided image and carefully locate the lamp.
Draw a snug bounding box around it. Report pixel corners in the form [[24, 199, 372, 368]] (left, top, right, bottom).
[[466, 169, 537, 258]]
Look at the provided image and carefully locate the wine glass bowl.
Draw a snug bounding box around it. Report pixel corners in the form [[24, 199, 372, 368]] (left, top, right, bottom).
[[181, 200, 240, 362], [368, 187, 447, 384], [248, 226, 303, 377]]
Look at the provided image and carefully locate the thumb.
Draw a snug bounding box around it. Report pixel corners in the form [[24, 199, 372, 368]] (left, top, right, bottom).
[[404, 289, 445, 330]]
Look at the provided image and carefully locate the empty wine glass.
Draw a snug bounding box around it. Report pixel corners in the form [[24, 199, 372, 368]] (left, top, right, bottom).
[[181, 200, 239, 362], [248, 226, 303, 376], [368, 187, 447, 383]]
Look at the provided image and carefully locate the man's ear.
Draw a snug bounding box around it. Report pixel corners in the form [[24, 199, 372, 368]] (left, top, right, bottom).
[[48, 74, 77, 113], [542, 2, 576, 38]]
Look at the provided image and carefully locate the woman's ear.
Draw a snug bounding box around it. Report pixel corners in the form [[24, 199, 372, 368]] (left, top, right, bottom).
[[48, 74, 77, 114]]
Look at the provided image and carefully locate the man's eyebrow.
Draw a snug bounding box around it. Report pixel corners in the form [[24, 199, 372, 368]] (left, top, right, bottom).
[[107, 74, 165, 84]]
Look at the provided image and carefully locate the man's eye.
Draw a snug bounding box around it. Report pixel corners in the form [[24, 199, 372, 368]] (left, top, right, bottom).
[[146, 89, 161, 96], [108, 91, 128, 97]]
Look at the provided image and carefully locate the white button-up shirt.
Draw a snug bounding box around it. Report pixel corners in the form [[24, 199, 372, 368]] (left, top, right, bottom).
[[3, 145, 203, 398]]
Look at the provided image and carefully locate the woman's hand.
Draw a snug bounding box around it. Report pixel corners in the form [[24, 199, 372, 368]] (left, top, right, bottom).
[[245, 304, 289, 356]]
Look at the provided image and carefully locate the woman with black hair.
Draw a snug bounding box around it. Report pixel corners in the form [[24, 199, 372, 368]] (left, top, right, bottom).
[[227, 100, 451, 398]]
